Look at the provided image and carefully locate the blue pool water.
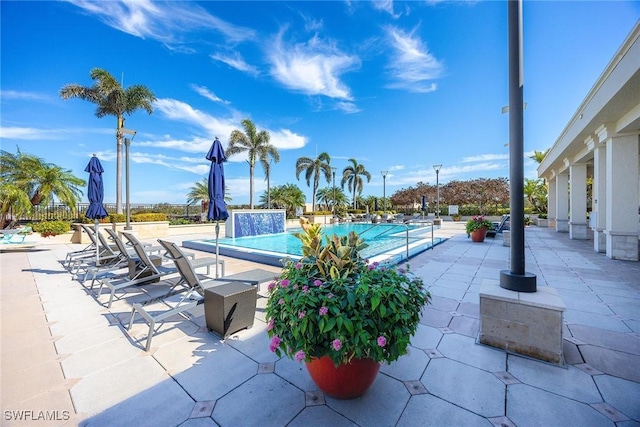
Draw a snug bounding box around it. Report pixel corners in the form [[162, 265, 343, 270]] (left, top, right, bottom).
[[184, 222, 445, 267]]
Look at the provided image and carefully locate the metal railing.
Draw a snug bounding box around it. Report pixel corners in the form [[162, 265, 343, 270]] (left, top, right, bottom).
[[356, 220, 435, 261], [7, 203, 200, 222]]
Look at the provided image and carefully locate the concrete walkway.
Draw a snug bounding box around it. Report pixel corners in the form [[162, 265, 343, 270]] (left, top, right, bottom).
[[1, 225, 638, 426]]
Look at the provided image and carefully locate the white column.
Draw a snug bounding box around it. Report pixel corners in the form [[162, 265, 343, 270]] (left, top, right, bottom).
[[605, 134, 639, 261], [593, 144, 607, 252], [555, 173, 569, 232], [548, 176, 557, 228], [569, 163, 588, 239]]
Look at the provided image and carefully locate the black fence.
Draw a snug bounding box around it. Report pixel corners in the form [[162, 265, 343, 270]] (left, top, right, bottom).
[[9, 203, 203, 222]]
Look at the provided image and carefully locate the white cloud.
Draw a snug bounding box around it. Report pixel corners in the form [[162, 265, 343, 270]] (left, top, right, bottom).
[[384, 25, 444, 93], [150, 97, 307, 155], [67, 0, 255, 48], [0, 126, 112, 140], [267, 27, 360, 100], [190, 84, 230, 104], [460, 153, 509, 163], [334, 101, 361, 114], [210, 52, 259, 76], [0, 90, 49, 101]]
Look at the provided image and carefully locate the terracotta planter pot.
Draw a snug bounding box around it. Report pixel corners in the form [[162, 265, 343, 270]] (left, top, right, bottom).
[[470, 227, 487, 242], [305, 356, 380, 399]]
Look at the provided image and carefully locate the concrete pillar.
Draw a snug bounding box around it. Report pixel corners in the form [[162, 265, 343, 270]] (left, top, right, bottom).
[[548, 176, 557, 228], [593, 143, 607, 252], [605, 134, 639, 261], [569, 163, 588, 239], [555, 173, 569, 233]]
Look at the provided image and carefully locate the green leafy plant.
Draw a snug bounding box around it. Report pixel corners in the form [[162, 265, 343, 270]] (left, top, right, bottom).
[[31, 220, 70, 237], [266, 218, 430, 366], [465, 215, 493, 233]]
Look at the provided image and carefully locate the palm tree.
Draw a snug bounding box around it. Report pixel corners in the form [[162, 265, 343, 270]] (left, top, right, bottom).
[[0, 149, 85, 226], [529, 149, 549, 164], [341, 158, 371, 209], [295, 152, 332, 213], [186, 178, 232, 213], [316, 186, 348, 212], [227, 118, 280, 209], [60, 68, 156, 214], [262, 184, 305, 217]]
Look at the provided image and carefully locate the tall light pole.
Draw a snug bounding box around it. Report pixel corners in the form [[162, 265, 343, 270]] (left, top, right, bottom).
[[331, 167, 337, 214], [122, 128, 137, 230], [433, 164, 442, 219], [266, 160, 271, 209], [381, 170, 388, 213]]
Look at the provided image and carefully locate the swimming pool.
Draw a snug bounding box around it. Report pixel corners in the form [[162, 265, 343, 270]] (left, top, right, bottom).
[[183, 222, 445, 267]]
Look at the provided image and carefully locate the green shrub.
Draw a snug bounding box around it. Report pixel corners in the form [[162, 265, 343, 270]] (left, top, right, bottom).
[[538, 213, 548, 219], [31, 220, 71, 237], [107, 214, 126, 223], [132, 213, 167, 222], [106, 213, 168, 223]]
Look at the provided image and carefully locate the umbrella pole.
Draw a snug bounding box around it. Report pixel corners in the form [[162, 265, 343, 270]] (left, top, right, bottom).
[[215, 222, 220, 278], [95, 220, 100, 264]]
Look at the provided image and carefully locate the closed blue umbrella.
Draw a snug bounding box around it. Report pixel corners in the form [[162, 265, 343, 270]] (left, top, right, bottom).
[[374, 198, 378, 212], [206, 137, 229, 277], [421, 195, 426, 213], [85, 155, 108, 262]]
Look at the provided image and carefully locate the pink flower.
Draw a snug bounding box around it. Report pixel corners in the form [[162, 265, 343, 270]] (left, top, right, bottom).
[[278, 298, 285, 305], [267, 281, 276, 292], [269, 335, 281, 352], [298, 311, 306, 319], [294, 350, 306, 362], [313, 279, 323, 287], [332, 339, 342, 351], [267, 319, 274, 331], [327, 293, 334, 299], [302, 285, 309, 293], [377, 336, 387, 347], [295, 262, 303, 269], [319, 306, 328, 316], [280, 279, 290, 288]]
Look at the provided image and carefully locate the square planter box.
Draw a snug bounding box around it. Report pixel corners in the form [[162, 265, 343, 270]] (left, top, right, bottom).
[[204, 283, 257, 338]]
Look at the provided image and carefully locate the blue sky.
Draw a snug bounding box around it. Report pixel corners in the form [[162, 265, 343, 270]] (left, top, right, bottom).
[[1, 1, 639, 206]]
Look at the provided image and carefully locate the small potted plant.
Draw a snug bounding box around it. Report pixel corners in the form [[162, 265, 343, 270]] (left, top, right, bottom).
[[265, 218, 430, 399], [465, 215, 493, 242]]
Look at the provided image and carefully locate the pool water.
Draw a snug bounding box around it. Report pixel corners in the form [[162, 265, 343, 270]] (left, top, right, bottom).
[[184, 222, 444, 267]]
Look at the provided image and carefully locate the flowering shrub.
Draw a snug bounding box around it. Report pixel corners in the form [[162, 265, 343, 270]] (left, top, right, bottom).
[[265, 218, 430, 366], [465, 215, 493, 234]]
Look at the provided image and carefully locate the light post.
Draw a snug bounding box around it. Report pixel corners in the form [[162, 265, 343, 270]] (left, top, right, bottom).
[[122, 128, 137, 230], [381, 170, 388, 214], [266, 160, 271, 209], [433, 164, 442, 220], [331, 167, 337, 214]]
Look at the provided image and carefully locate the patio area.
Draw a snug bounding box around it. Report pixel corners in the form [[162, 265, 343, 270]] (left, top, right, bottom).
[[1, 223, 639, 426]]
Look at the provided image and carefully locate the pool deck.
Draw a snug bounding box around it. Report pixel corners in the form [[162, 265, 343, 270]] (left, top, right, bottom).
[[1, 223, 639, 426]]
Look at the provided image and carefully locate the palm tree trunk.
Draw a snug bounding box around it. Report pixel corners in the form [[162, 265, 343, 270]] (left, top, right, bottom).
[[249, 163, 255, 209]]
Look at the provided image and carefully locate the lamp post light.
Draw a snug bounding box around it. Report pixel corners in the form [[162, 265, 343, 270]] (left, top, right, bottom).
[[331, 167, 337, 214], [433, 164, 442, 220], [122, 128, 137, 231], [266, 160, 271, 209], [381, 170, 388, 213]]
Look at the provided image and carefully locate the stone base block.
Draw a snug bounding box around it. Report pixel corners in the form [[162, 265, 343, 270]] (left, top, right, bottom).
[[594, 229, 606, 253], [479, 282, 565, 365], [569, 222, 588, 240], [556, 219, 569, 233], [605, 231, 639, 261]]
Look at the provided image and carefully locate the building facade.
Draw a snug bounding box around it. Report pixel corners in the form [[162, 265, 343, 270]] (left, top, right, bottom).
[[538, 22, 640, 261]]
